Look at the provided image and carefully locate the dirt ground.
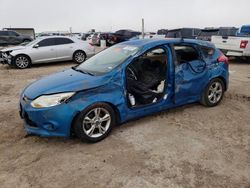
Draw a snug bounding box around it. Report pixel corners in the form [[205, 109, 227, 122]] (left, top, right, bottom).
[[0, 59, 249, 188]]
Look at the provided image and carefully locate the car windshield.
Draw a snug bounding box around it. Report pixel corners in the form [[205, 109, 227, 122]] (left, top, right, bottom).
[[76, 44, 140, 75]]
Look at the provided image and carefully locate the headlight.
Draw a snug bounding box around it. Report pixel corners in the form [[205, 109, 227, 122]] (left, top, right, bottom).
[[31, 92, 75, 108]]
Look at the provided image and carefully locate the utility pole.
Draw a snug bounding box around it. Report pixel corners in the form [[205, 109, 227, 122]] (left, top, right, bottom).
[[69, 27, 72, 35], [142, 18, 145, 39]]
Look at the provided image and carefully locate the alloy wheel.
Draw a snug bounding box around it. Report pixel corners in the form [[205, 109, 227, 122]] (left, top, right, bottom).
[[16, 56, 29, 68], [208, 81, 223, 104], [82, 107, 111, 138], [74, 52, 85, 63]]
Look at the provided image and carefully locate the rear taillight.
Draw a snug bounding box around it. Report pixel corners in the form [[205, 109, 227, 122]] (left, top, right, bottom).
[[240, 40, 248, 49], [217, 53, 228, 65]]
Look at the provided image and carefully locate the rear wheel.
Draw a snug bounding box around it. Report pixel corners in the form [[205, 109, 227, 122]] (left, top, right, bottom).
[[73, 50, 86, 64], [73, 103, 115, 142], [14, 55, 31, 69], [201, 78, 225, 107]]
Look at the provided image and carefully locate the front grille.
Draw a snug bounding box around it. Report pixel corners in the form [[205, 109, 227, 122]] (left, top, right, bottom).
[[24, 113, 38, 128]]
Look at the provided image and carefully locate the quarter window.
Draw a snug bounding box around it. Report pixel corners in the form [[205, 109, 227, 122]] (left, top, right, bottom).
[[55, 38, 74, 45]]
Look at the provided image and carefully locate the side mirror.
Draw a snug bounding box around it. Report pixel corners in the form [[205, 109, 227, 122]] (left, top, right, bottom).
[[33, 44, 39, 48]]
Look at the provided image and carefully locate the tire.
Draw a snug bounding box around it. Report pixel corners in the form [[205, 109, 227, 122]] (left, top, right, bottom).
[[14, 55, 31, 69], [73, 103, 115, 143], [73, 50, 86, 64], [246, 57, 250, 63], [201, 78, 225, 107]]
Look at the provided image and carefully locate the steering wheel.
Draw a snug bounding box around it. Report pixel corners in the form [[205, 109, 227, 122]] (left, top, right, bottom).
[[127, 66, 137, 80]]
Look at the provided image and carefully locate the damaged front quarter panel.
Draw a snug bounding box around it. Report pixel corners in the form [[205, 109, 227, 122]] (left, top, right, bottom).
[[69, 68, 127, 123]]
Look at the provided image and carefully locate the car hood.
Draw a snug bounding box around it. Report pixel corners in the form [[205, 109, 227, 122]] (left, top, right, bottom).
[[1, 45, 26, 52], [23, 68, 110, 99]]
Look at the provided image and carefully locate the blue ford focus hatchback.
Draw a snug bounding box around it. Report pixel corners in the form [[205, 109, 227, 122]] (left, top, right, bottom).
[[19, 39, 229, 142]]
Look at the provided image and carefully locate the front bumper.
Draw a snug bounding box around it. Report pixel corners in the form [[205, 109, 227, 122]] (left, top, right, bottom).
[[19, 96, 79, 138], [0, 52, 12, 65]]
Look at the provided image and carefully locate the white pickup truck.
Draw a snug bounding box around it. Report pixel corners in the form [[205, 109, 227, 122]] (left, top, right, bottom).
[[211, 25, 250, 60]]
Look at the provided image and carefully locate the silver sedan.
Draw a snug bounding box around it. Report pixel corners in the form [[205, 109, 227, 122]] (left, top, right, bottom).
[[0, 36, 95, 69]]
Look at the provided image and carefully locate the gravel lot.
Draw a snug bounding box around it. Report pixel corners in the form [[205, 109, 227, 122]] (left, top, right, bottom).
[[0, 58, 249, 188]]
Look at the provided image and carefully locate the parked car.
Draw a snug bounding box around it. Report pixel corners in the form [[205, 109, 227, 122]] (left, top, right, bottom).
[[4, 28, 36, 40], [197, 27, 238, 41], [86, 33, 96, 44], [212, 35, 250, 59], [138, 32, 156, 39], [81, 33, 92, 40], [152, 29, 168, 39], [0, 36, 95, 68], [236, 25, 250, 37], [165, 28, 201, 39], [72, 33, 83, 39], [157, 29, 168, 35], [38, 31, 70, 37], [0, 30, 32, 46], [87, 32, 111, 46], [19, 39, 229, 142], [107, 29, 141, 45]]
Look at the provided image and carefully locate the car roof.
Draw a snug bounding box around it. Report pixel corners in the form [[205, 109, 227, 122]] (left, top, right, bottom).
[[121, 38, 215, 48], [37, 35, 74, 39], [167, 28, 200, 32]]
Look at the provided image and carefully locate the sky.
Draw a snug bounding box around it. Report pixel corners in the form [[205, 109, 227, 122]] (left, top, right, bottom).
[[0, 0, 249, 33]]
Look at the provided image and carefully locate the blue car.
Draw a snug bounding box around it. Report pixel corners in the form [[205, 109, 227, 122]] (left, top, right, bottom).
[[19, 39, 229, 142]]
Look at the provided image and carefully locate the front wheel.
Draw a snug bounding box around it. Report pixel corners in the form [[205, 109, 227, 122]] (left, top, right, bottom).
[[201, 78, 225, 107], [73, 50, 86, 64], [14, 55, 31, 69], [73, 103, 115, 142]]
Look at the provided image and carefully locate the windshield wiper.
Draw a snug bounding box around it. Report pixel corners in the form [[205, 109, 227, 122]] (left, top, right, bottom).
[[72, 67, 94, 76]]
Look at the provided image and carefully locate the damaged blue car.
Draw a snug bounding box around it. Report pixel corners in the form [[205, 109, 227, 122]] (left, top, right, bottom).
[[19, 39, 229, 142]]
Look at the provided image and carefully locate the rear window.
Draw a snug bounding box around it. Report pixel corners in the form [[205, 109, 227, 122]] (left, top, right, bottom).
[[199, 30, 219, 37], [55, 38, 74, 45], [218, 28, 237, 36], [241, 26, 250, 34]]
